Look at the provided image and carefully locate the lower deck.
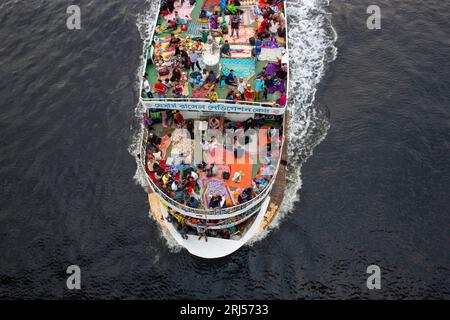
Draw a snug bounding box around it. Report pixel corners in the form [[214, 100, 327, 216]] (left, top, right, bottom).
[[145, 112, 288, 255], [144, 109, 283, 211]]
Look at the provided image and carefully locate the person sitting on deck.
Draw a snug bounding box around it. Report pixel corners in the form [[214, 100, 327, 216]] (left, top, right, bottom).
[[278, 92, 287, 107], [209, 12, 219, 29], [257, 67, 269, 78], [244, 84, 254, 101], [173, 11, 182, 26], [209, 89, 219, 102], [164, 78, 172, 96], [225, 69, 237, 87], [253, 181, 265, 194], [148, 133, 161, 147], [221, 40, 231, 56], [170, 67, 182, 82], [226, 90, 236, 103], [209, 195, 224, 209], [167, 19, 178, 32], [237, 192, 250, 204], [206, 162, 219, 177], [181, 80, 190, 98], [173, 110, 185, 126], [203, 70, 217, 92], [187, 196, 199, 208], [171, 180, 180, 192], [173, 190, 187, 203], [173, 82, 183, 98], [153, 79, 166, 99], [237, 77, 246, 95]]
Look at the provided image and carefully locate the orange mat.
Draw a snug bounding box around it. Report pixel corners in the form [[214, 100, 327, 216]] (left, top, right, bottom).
[[223, 148, 255, 189], [225, 162, 253, 189]]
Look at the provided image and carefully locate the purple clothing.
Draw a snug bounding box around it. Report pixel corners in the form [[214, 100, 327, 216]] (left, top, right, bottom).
[[265, 63, 285, 93]]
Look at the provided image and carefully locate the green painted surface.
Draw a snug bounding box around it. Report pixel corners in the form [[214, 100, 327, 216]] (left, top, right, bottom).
[[142, 0, 283, 104]]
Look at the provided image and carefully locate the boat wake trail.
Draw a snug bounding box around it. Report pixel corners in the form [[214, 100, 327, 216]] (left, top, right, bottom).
[[132, 0, 183, 252], [131, 0, 337, 250], [251, 0, 337, 242]]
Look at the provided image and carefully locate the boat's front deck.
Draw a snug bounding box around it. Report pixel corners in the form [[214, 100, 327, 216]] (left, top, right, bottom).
[[142, 0, 288, 106], [143, 110, 283, 210]]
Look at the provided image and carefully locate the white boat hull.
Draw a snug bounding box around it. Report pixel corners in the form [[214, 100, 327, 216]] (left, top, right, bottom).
[[159, 196, 271, 259]]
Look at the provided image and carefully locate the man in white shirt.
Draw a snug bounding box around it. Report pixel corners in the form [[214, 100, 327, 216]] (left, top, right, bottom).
[[143, 76, 153, 98], [237, 77, 246, 95], [190, 50, 201, 71]]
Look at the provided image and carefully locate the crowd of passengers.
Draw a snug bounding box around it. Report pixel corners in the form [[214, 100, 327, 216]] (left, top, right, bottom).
[[142, 0, 288, 106], [166, 207, 255, 242], [144, 111, 282, 209]]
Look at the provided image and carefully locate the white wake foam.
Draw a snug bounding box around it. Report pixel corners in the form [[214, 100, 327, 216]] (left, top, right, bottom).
[[250, 0, 337, 242], [132, 0, 183, 251], [131, 0, 338, 249]]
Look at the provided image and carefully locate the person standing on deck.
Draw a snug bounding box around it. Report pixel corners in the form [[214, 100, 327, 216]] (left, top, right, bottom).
[[143, 76, 153, 99], [230, 14, 241, 38], [197, 225, 208, 242], [164, 78, 172, 97], [189, 50, 201, 71], [254, 36, 263, 59], [221, 40, 231, 56], [263, 75, 273, 100], [237, 77, 246, 96], [255, 75, 265, 101]]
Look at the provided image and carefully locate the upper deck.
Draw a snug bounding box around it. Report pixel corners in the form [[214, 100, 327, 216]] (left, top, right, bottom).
[[141, 0, 288, 111]]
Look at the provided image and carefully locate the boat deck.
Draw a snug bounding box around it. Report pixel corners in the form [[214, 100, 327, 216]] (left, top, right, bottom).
[[146, 112, 289, 249], [144, 112, 283, 210], [142, 0, 288, 106]]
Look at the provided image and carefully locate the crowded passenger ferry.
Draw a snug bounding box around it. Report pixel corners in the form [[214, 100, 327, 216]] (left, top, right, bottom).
[[139, 0, 289, 258]]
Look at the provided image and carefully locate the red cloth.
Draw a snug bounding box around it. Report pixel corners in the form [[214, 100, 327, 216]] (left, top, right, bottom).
[[154, 82, 165, 95]]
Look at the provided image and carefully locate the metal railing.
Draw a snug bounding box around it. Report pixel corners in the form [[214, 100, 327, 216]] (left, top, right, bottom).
[[184, 205, 260, 230], [142, 96, 285, 109]]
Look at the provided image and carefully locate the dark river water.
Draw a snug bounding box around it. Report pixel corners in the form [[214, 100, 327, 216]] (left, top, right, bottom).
[[0, 0, 449, 299]]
